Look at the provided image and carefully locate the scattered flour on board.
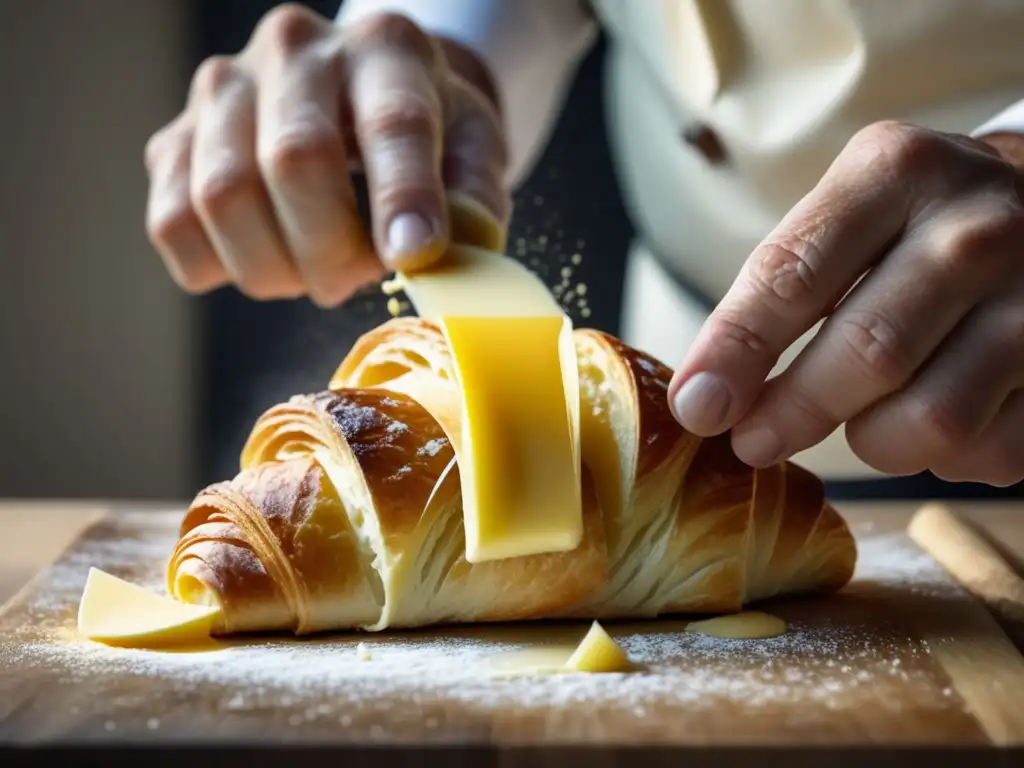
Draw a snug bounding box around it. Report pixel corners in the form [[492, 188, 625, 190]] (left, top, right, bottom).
[[1, 529, 964, 722]]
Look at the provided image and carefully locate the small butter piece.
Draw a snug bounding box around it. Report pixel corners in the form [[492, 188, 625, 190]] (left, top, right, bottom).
[[381, 277, 404, 296], [685, 611, 787, 640], [356, 642, 373, 661], [563, 621, 633, 673], [78, 567, 221, 647]]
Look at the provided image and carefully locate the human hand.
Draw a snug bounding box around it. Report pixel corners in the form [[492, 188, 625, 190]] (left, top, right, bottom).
[[144, 4, 509, 307], [669, 120, 1024, 487]]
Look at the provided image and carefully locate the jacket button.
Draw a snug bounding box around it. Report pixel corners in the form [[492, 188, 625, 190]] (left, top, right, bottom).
[[682, 123, 727, 165]]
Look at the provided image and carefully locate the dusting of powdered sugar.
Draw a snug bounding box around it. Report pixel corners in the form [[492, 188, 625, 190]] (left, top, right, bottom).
[[418, 438, 448, 457], [338, 404, 382, 432], [25, 533, 173, 616], [852, 531, 955, 590], [7, 617, 931, 713], [0, 527, 969, 727]]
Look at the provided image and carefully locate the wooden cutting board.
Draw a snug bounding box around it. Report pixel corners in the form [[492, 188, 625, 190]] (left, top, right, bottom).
[[2, 507, 1024, 747]]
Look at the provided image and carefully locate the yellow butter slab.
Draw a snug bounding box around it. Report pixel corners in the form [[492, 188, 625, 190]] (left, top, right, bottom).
[[77, 567, 221, 647], [398, 244, 582, 563], [564, 621, 634, 673]]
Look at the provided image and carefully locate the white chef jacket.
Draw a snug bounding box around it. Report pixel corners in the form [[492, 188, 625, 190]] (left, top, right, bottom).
[[337, 0, 1024, 480]]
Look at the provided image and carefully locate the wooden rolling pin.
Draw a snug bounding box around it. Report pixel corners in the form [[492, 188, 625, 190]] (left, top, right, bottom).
[[906, 502, 1024, 746], [907, 502, 1024, 628]]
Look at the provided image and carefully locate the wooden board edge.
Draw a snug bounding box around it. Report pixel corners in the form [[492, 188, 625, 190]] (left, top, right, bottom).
[[909, 593, 1024, 747], [904, 504, 1024, 746], [0, 509, 109, 620]]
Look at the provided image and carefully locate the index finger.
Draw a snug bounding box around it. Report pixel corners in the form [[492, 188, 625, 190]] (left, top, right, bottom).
[[667, 125, 914, 437]]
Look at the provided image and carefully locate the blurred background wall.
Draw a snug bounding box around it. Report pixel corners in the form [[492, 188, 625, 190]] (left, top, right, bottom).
[[0, 0, 1018, 503], [0, 0, 198, 500]]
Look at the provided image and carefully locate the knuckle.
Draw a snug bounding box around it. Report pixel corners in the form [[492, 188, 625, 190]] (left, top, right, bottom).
[[837, 128, 895, 182], [704, 312, 772, 358], [191, 55, 238, 99], [851, 119, 914, 148], [936, 223, 990, 267], [744, 238, 821, 314], [174, 265, 221, 295], [260, 128, 343, 183], [147, 220, 222, 296], [254, 3, 324, 53], [350, 11, 435, 63], [834, 310, 915, 389], [908, 395, 977, 453], [309, 281, 358, 309], [239, 281, 279, 301], [144, 123, 178, 171], [239, 272, 303, 302], [310, 293, 343, 310], [146, 201, 198, 251], [853, 120, 941, 174], [145, 122, 192, 177], [933, 210, 1024, 271], [361, 95, 440, 144], [192, 166, 260, 218]]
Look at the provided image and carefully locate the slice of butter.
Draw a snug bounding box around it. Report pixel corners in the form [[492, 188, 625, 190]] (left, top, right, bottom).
[[564, 621, 633, 673], [77, 567, 221, 647], [398, 243, 582, 563], [684, 611, 788, 639]]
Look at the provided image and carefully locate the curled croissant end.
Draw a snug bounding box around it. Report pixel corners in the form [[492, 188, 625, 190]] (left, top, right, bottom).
[[168, 319, 856, 636]]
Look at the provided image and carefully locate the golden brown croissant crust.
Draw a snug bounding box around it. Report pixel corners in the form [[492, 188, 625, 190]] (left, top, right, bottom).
[[168, 318, 857, 635]]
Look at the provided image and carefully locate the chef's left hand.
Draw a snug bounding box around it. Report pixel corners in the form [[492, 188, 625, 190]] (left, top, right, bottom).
[[668, 121, 1024, 487]]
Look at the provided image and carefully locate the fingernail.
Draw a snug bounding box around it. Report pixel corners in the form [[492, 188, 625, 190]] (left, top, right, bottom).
[[386, 213, 436, 263], [671, 371, 732, 434], [733, 426, 786, 467]]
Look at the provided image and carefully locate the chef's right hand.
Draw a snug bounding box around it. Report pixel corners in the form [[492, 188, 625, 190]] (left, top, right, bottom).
[[144, 4, 510, 307]]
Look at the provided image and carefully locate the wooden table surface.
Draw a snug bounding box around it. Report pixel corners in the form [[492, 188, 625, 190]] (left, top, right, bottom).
[[0, 499, 171, 606], [3, 497, 1024, 753], [3, 497, 1024, 635]]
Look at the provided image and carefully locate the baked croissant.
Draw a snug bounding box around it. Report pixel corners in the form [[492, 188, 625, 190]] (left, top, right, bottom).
[[168, 317, 857, 636]]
